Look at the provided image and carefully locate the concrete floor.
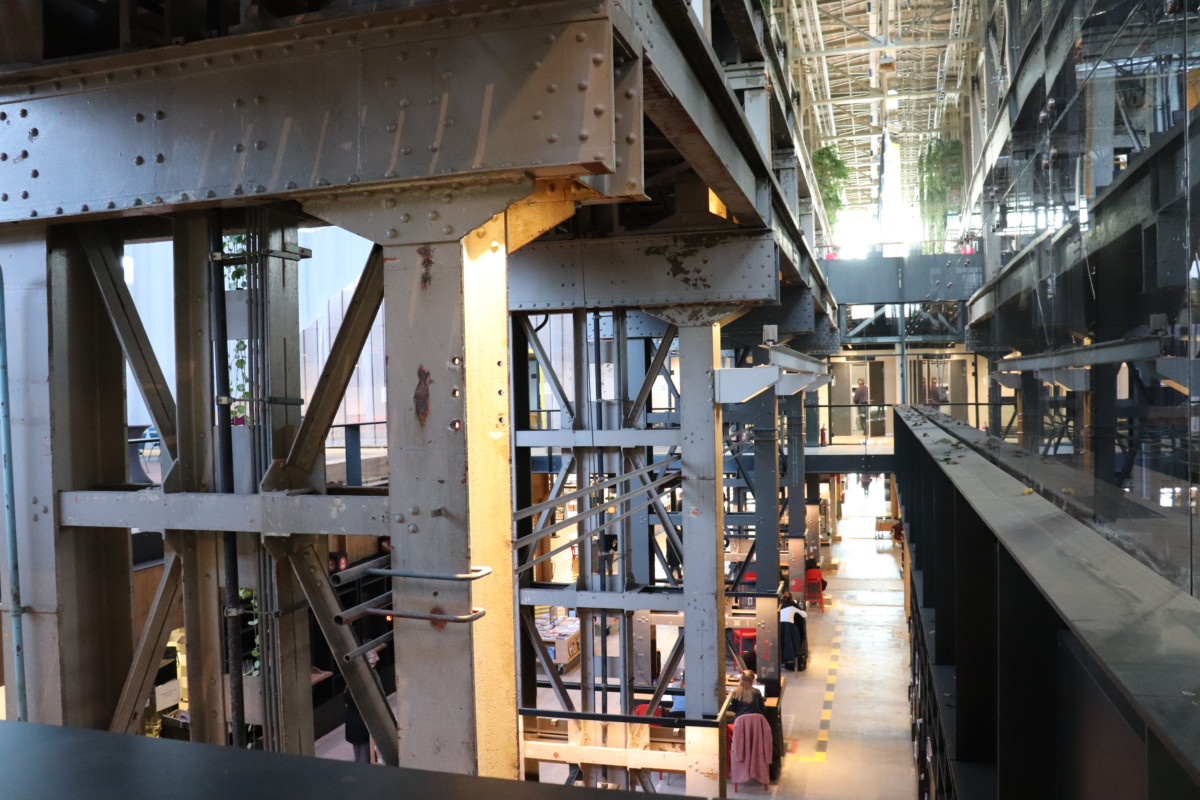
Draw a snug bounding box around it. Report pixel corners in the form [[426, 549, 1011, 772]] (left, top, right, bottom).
[[634, 474, 915, 798], [769, 475, 915, 799], [316, 474, 916, 799]]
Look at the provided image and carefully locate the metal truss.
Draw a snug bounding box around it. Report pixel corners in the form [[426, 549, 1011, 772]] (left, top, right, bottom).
[[0, 1, 843, 797], [783, 0, 980, 214]]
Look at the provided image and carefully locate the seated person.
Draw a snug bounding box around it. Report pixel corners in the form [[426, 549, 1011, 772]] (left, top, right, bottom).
[[730, 669, 765, 718], [666, 673, 686, 718], [891, 520, 904, 546], [804, 557, 828, 592]]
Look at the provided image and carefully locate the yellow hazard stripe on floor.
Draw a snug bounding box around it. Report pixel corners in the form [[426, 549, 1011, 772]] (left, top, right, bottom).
[[796, 608, 845, 763]]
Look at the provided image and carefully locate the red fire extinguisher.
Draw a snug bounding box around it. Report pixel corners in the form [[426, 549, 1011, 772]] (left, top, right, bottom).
[[820, 425, 827, 446]]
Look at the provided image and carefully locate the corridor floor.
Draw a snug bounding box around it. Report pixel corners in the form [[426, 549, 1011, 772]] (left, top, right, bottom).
[[764, 476, 915, 799]]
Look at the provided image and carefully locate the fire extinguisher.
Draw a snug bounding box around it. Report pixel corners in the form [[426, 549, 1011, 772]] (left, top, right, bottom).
[[820, 425, 827, 446]]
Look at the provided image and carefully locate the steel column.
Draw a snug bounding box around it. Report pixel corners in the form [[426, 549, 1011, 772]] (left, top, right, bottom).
[[750, 390, 779, 686], [676, 320, 725, 798], [52, 227, 137, 729], [169, 212, 229, 745], [381, 210, 521, 777], [0, 229, 55, 723], [1018, 371, 1043, 456], [783, 394, 805, 576], [259, 210, 316, 756], [43, 228, 134, 728]]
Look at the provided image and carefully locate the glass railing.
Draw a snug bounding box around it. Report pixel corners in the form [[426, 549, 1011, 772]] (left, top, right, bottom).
[[803, 401, 1012, 447]]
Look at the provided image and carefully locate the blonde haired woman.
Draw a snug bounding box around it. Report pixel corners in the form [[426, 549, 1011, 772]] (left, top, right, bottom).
[[730, 669, 766, 717]]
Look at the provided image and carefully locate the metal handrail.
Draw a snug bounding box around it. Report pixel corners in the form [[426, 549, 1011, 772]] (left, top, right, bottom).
[[367, 565, 493, 582], [334, 591, 391, 625], [329, 560, 492, 587], [518, 707, 721, 729], [344, 631, 395, 662], [328, 555, 391, 586], [362, 606, 485, 624]]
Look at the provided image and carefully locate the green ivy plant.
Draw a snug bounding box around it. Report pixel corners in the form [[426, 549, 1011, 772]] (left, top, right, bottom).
[[917, 139, 964, 253], [223, 234, 252, 424], [812, 145, 851, 224], [237, 587, 261, 678]]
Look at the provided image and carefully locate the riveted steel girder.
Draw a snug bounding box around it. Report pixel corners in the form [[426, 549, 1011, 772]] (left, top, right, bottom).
[[508, 231, 778, 310], [0, 2, 616, 224]]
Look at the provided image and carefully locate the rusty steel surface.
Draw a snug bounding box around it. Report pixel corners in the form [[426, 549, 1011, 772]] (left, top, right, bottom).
[[508, 230, 778, 310]]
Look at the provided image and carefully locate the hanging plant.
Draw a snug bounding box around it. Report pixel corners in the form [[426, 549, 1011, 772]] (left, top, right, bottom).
[[917, 139, 964, 253], [812, 145, 851, 223]]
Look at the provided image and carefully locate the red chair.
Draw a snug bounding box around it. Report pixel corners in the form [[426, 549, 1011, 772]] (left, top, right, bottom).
[[805, 568, 825, 612], [635, 703, 664, 725], [732, 628, 757, 662]]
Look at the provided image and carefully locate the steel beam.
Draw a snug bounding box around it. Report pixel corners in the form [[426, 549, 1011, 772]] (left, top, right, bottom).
[[0, 4, 616, 225], [623, 325, 678, 427], [519, 587, 686, 612], [262, 537, 399, 765], [723, 285, 817, 341], [519, 314, 577, 426], [811, 89, 962, 106], [1001, 337, 1164, 372], [78, 223, 179, 478], [765, 344, 826, 373], [518, 608, 576, 712], [793, 36, 978, 59], [58, 491, 391, 536], [110, 552, 182, 734], [261, 245, 384, 492], [515, 429, 683, 448], [714, 365, 780, 403], [508, 232, 778, 311]]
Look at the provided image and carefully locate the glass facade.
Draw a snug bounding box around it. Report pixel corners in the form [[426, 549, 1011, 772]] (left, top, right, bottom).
[[961, 0, 1200, 593]]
